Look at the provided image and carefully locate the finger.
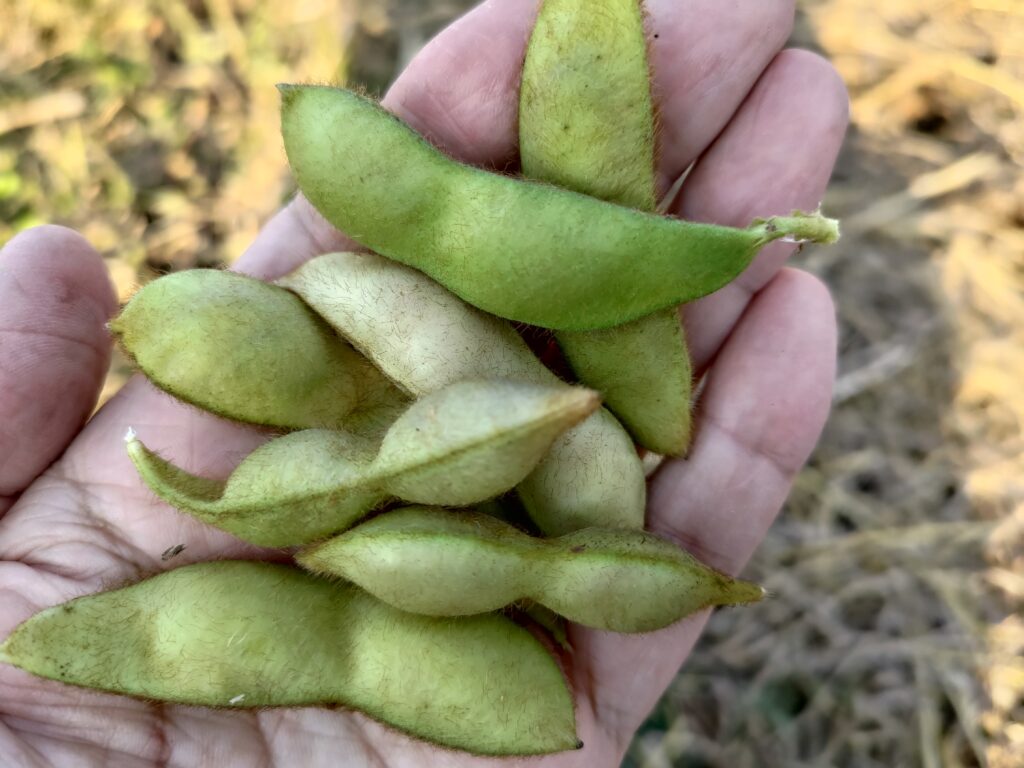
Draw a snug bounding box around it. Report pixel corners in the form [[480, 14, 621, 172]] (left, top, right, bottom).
[[236, 0, 799, 279], [677, 49, 849, 372], [573, 269, 837, 749], [0, 226, 115, 511], [389, 0, 795, 177], [647, 0, 797, 190]]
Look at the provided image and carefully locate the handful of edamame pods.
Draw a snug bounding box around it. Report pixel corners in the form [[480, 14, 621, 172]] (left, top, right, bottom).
[[0, 0, 839, 756]]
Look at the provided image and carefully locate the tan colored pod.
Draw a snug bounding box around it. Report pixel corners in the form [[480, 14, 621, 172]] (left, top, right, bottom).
[[0, 562, 580, 756], [281, 252, 646, 535]]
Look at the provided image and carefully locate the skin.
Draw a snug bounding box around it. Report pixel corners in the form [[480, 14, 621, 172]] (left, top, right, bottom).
[[127, 380, 599, 546], [0, 1, 847, 765], [280, 252, 646, 535], [520, 0, 694, 456], [282, 85, 837, 332], [298, 506, 764, 633]]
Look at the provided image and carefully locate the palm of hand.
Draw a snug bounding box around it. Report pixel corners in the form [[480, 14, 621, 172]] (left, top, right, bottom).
[[0, 1, 847, 766]]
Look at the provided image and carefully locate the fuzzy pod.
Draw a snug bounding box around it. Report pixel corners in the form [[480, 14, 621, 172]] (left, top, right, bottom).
[[520, 0, 694, 455], [127, 379, 600, 546], [111, 270, 407, 432], [0, 561, 580, 756], [520, 0, 658, 210], [557, 320, 693, 455], [280, 251, 646, 535], [299, 506, 765, 633], [280, 84, 839, 332]]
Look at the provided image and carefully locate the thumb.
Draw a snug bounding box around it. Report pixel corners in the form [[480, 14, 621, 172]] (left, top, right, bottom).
[[0, 226, 116, 515]]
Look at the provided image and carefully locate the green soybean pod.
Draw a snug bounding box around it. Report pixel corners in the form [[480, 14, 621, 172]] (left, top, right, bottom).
[[111, 270, 407, 431], [557, 322, 692, 455], [280, 84, 839, 332], [520, 0, 693, 455], [520, 0, 657, 210], [0, 562, 579, 755], [128, 379, 600, 546], [128, 427, 380, 547], [298, 506, 764, 633], [280, 251, 646, 535]]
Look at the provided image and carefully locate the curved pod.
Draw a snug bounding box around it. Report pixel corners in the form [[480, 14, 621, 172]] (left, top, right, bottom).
[[128, 380, 599, 546], [111, 270, 405, 431], [0, 562, 579, 756], [280, 84, 839, 332]]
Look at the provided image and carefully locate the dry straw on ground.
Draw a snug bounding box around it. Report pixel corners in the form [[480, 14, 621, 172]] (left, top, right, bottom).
[[1, 1, 1021, 766], [0, 0, 360, 399], [627, 3, 1022, 767]]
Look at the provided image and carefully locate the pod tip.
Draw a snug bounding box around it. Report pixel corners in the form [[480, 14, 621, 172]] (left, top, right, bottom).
[[106, 314, 126, 338], [276, 83, 301, 106], [726, 579, 767, 607], [558, 387, 602, 424], [124, 426, 137, 445], [293, 547, 317, 572]]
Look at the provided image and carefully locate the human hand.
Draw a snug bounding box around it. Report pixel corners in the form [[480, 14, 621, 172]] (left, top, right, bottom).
[[0, 0, 848, 765]]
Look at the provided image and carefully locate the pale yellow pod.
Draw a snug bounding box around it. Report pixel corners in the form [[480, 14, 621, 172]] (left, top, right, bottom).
[[278, 252, 538, 385], [376, 378, 600, 505], [518, 408, 646, 535], [281, 252, 646, 534]]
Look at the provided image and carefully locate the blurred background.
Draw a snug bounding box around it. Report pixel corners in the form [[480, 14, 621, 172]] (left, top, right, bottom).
[[0, 0, 1021, 765]]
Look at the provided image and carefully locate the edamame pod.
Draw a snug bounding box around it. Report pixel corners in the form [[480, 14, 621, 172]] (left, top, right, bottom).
[[558, 322, 692, 455], [280, 84, 839, 332], [128, 379, 599, 546], [298, 506, 764, 633], [520, 0, 657, 210], [279, 251, 646, 535], [520, 0, 694, 455], [111, 270, 407, 432], [516, 411, 644, 535], [0, 562, 579, 756]]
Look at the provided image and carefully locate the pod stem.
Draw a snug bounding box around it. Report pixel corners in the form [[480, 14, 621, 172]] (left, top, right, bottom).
[[751, 209, 841, 247]]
